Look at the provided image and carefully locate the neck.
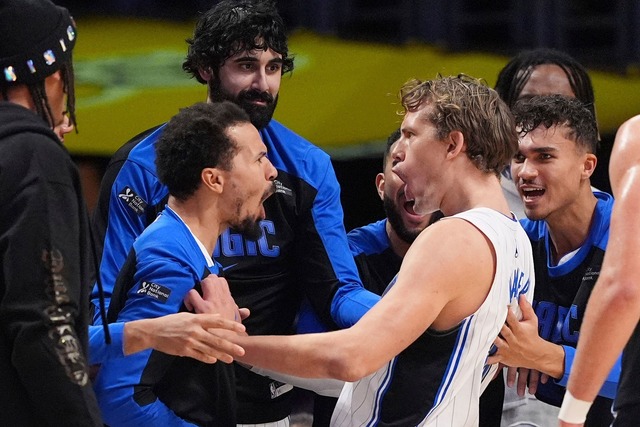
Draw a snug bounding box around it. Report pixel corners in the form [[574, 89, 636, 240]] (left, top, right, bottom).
[[386, 221, 412, 258], [440, 168, 510, 217], [3, 84, 35, 111], [168, 194, 222, 254], [546, 188, 598, 264]]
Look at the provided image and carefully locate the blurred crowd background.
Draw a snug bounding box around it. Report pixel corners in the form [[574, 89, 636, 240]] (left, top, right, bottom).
[[53, 0, 640, 229]]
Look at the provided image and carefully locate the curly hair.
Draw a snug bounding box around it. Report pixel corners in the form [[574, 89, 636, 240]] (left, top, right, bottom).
[[183, 0, 294, 84], [512, 94, 599, 154], [155, 101, 250, 200], [399, 75, 518, 176], [494, 48, 595, 121]]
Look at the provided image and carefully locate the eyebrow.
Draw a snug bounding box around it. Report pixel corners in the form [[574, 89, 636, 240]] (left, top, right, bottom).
[[232, 56, 284, 65], [520, 145, 559, 154]]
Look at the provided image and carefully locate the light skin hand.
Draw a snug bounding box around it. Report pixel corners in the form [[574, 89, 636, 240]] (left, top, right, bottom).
[[505, 366, 549, 396], [123, 312, 246, 364], [185, 274, 251, 322], [488, 295, 565, 380], [185, 274, 245, 322]]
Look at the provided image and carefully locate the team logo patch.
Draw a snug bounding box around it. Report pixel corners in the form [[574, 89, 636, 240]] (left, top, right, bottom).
[[136, 281, 171, 303], [118, 186, 147, 215], [274, 180, 292, 197]]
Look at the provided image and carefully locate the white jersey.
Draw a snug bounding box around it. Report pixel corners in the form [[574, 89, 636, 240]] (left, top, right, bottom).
[[331, 208, 535, 427]]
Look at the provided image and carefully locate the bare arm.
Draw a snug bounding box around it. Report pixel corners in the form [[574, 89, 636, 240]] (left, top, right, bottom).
[[560, 116, 640, 426], [232, 219, 496, 381], [124, 312, 246, 363]]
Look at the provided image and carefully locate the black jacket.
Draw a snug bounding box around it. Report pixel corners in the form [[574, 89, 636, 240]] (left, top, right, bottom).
[[0, 102, 102, 426]]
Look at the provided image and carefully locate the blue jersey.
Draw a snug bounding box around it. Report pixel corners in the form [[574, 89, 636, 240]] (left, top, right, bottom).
[[296, 219, 395, 334], [348, 219, 402, 296], [522, 191, 619, 424], [93, 207, 235, 427], [90, 119, 379, 422]]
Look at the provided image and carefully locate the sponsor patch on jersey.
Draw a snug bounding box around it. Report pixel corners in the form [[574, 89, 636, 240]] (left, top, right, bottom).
[[274, 180, 292, 197], [136, 281, 171, 303], [118, 186, 148, 215], [582, 267, 599, 282]]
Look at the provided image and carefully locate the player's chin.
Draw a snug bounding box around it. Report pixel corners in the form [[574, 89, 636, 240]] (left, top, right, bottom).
[[257, 203, 267, 221]]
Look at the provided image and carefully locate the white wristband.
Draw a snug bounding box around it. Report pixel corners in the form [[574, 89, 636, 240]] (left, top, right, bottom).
[[558, 390, 593, 424]]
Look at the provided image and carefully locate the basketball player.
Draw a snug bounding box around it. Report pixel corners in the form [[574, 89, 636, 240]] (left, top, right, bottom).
[[94, 102, 277, 426], [488, 95, 617, 426], [89, 3, 381, 423], [192, 75, 536, 426]]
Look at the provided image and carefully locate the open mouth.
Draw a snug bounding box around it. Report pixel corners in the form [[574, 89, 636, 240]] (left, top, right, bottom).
[[403, 200, 417, 215], [521, 187, 545, 203]]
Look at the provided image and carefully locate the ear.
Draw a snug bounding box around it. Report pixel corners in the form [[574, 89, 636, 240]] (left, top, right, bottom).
[[445, 130, 465, 159], [582, 152, 598, 180], [198, 67, 214, 83], [375, 173, 385, 201], [201, 168, 224, 194]]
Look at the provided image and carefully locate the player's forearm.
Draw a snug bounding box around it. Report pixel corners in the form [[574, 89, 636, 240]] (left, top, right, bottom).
[[235, 330, 368, 382], [123, 319, 154, 355], [530, 339, 565, 379]]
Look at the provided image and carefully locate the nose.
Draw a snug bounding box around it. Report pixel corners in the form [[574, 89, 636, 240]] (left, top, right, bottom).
[[515, 158, 537, 181], [265, 158, 277, 182], [391, 136, 407, 164], [252, 69, 270, 93]]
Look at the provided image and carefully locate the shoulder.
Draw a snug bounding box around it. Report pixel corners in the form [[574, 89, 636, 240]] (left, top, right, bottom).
[[348, 220, 389, 255], [519, 217, 545, 241], [261, 120, 332, 176], [112, 124, 166, 173], [133, 212, 189, 256], [610, 115, 640, 192], [412, 215, 495, 260], [595, 191, 615, 213], [592, 191, 615, 248], [5, 131, 75, 181], [262, 120, 314, 148]]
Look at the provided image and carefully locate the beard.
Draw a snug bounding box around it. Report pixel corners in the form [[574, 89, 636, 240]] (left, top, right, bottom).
[[230, 183, 275, 241], [383, 194, 422, 245], [233, 217, 263, 241], [209, 78, 278, 129]]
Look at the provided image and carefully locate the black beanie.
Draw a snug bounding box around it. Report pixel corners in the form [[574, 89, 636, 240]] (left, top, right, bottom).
[[0, 0, 76, 86]]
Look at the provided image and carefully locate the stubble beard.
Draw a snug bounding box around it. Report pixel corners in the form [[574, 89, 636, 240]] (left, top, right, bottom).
[[383, 195, 422, 245]]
